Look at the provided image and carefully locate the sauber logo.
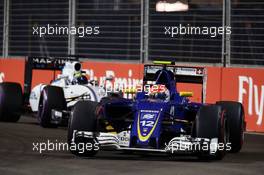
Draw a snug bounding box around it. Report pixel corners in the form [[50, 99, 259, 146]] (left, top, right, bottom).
[[239, 76, 264, 125], [0, 72, 4, 82], [137, 110, 160, 142], [142, 114, 155, 120]]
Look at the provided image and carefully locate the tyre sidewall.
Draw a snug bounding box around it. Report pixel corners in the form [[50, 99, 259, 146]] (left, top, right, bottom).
[[38, 86, 66, 127], [0, 82, 22, 122], [68, 100, 99, 156], [217, 101, 244, 153], [196, 105, 227, 160]]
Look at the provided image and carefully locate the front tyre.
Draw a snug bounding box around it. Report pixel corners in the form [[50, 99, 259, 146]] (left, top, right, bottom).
[[216, 101, 245, 153], [68, 100, 99, 157], [38, 86, 66, 128], [195, 105, 227, 160]]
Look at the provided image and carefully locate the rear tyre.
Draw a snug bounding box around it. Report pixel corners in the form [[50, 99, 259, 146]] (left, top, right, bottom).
[[68, 100, 99, 157], [38, 86, 66, 128], [195, 105, 227, 160], [0, 82, 23, 122], [216, 101, 245, 153]]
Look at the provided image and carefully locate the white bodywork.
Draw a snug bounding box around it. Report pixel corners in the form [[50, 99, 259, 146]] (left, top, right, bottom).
[[29, 61, 106, 112]]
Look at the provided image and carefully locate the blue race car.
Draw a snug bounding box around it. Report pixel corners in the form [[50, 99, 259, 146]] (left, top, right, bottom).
[[68, 63, 245, 160]]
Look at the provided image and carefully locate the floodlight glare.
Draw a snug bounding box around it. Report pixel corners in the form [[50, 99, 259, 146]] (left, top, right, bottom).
[[156, 0, 189, 12]]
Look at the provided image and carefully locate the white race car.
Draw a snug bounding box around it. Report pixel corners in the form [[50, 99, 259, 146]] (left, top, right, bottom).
[[0, 56, 109, 127], [31, 60, 108, 127]]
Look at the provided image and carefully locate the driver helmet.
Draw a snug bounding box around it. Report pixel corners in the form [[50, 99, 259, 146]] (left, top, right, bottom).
[[155, 86, 170, 102], [73, 71, 88, 85], [76, 75, 88, 85]]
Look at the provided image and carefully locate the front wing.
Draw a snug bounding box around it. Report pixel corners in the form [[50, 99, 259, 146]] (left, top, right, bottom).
[[72, 131, 219, 155]]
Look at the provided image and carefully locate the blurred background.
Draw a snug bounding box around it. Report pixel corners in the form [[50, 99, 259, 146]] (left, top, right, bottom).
[[0, 0, 263, 67]]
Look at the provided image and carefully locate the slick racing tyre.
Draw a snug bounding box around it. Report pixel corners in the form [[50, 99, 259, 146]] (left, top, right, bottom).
[[0, 82, 23, 122], [68, 100, 99, 157], [195, 105, 228, 160], [38, 85, 66, 128], [216, 101, 245, 153]]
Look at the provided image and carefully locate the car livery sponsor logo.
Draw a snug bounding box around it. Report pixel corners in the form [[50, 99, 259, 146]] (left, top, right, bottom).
[[239, 76, 264, 125], [142, 113, 155, 120], [117, 131, 130, 147], [137, 110, 161, 142], [30, 57, 77, 70]]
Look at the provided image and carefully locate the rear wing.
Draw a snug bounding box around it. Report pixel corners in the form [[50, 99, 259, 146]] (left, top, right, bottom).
[[143, 64, 207, 103], [25, 56, 79, 70], [24, 56, 80, 104]]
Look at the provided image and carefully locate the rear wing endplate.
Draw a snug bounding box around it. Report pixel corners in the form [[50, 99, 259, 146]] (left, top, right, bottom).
[[143, 64, 207, 103], [24, 56, 80, 104]]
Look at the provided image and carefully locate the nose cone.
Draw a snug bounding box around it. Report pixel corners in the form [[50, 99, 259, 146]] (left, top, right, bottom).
[[130, 101, 165, 148]]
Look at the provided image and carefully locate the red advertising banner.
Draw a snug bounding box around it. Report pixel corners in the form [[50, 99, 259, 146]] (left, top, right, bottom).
[[0, 58, 264, 132], [0, 58, 25, 87], [220, 68, 264, 132]]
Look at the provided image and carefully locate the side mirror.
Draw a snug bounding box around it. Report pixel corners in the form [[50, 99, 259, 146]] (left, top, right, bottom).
[[179, 91, 193, 97], [81, 69, 89, 75]]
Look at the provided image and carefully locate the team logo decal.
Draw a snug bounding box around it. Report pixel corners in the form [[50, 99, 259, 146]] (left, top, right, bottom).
[[137, 110, 160, 142]]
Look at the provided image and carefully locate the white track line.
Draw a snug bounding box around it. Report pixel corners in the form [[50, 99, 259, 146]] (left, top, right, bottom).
[[245, 132, 264, 136]]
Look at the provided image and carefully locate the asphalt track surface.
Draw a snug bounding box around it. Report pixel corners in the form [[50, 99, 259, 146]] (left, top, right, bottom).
[[0, 115, 264, 175]]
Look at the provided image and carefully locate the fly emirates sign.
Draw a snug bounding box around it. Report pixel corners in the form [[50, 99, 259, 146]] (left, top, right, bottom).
[[239, 76, 264, 126]]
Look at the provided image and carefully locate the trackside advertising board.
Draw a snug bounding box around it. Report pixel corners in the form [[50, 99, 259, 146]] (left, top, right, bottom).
[[0, 58, 263, 132]]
